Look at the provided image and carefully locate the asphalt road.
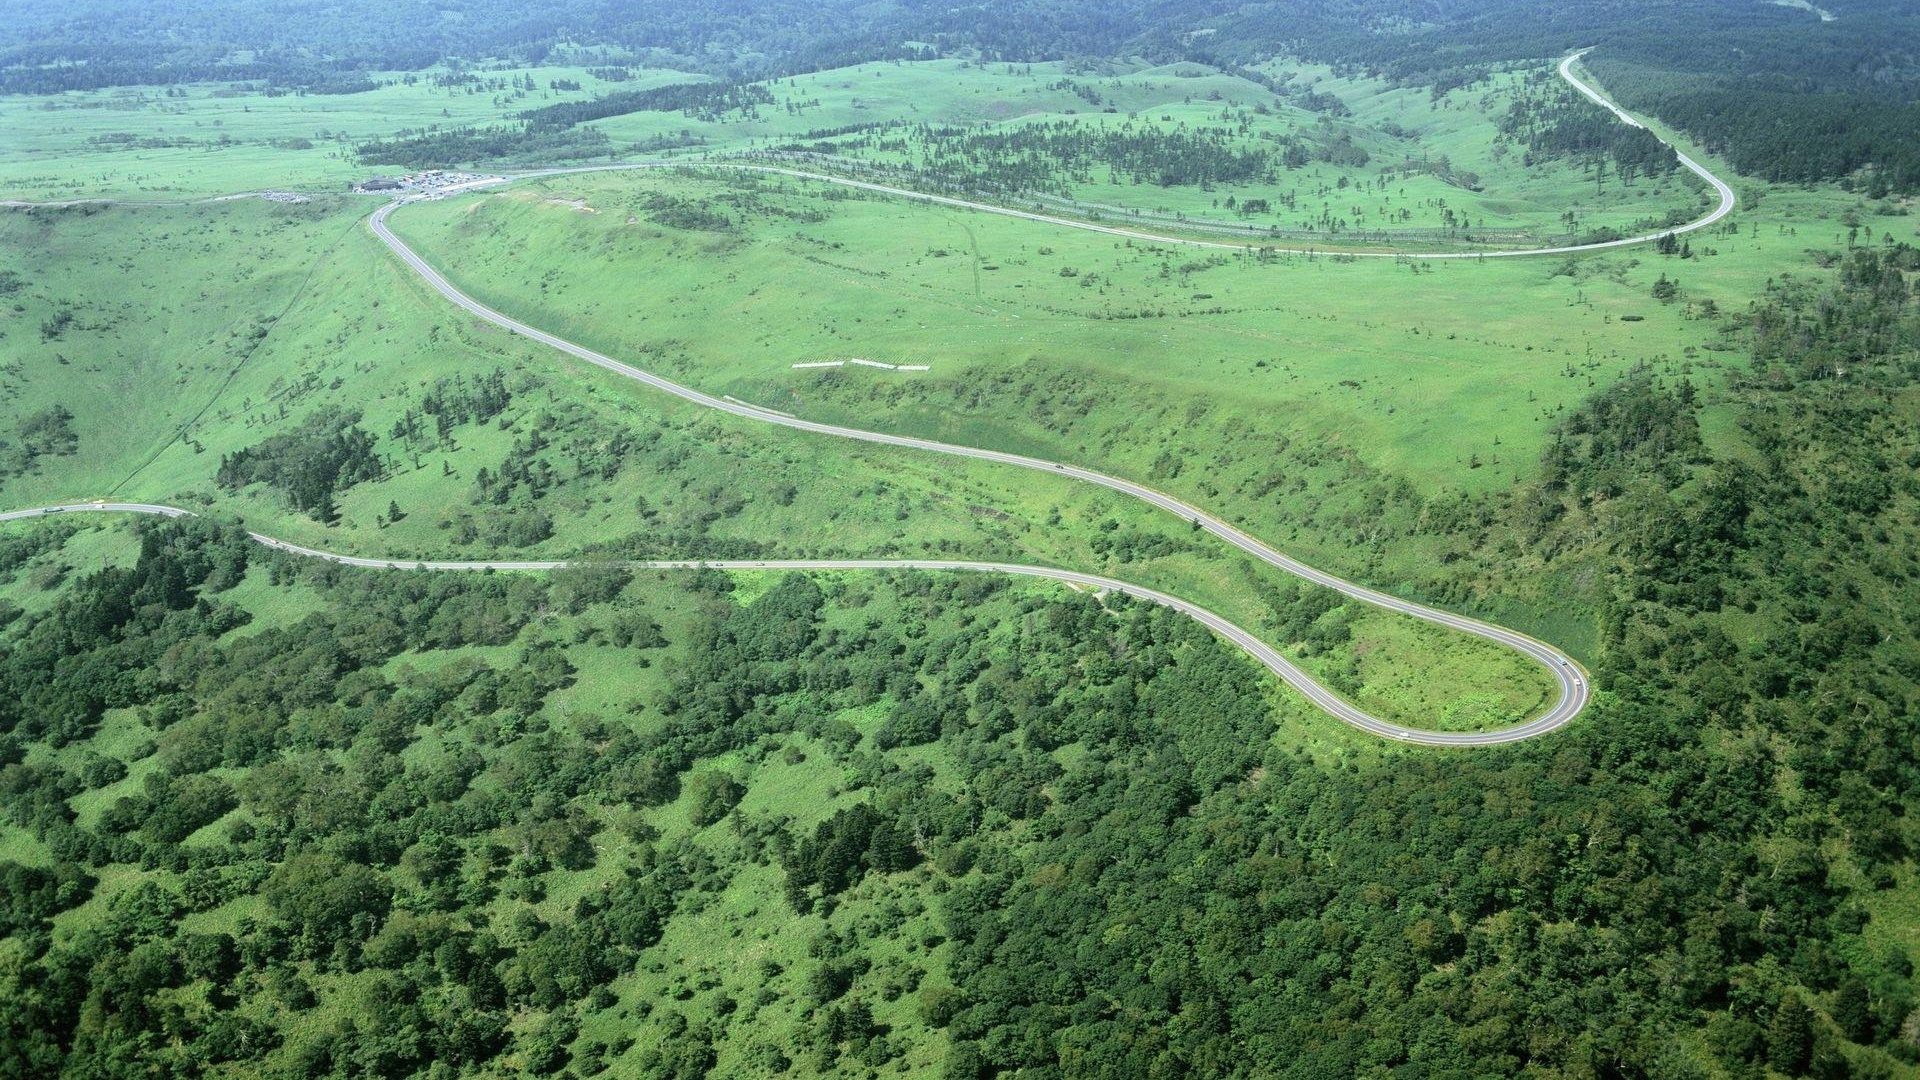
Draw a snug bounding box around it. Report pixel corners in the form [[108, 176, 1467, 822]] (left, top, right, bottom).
[[475, 49, 1732, 262], [367, 189, 1591, 744], [7, 50, 1716, 744], [1, 49, 1731, 263], [356, 55, 1712, 743], [0, 502, 1583, 745]]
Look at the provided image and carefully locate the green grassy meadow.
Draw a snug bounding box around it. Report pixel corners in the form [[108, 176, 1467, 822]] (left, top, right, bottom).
[[383, 144, 1875, 611], [5, 55, 1911, 740], [0, 64, 707, 201], [0, 191, 1558, 734], [4, 32, 1911, 742]]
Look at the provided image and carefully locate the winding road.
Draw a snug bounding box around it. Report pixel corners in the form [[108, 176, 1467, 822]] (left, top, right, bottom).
[[0, 502, 1573, 746], [367, 201, 1591, 744], [469, 50, 1733, 261], [0, 50, 1731, 263], [2, 51, 1737, 744]]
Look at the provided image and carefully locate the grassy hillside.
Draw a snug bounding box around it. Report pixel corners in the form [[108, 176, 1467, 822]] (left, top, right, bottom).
[[9, 284, 1920, 1074], [380, 143, 1857, 633], [0, 196, 1558, 733]]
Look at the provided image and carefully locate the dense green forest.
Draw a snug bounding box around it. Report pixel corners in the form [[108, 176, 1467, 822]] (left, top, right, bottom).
[[357, 81, 779, 168], [520, 81, 776, 130], [2, 244, 1916, 1076], [4, 0, 1916, 188], [1498, 77, 1679, 185]]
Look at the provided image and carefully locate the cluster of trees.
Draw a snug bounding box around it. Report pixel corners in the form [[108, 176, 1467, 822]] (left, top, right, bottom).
[[1085, 521, 1204, 562], [354, 124, 613, 170], [215, 406, 382, 521], [471, 432, 558, 508], [920, 119, 1278, 191], [1540, 373, 1702, 498], [0, 405, 78, 481], [1612, 73, 1920, 193], [358, 77, 782, 169], [415, 368, 514, 436], [0, 860, 93, 939], [0, 515, 251, 747], [1499, 77, 1680, 185], [1188, 55, 1352, 117], [520, 80, 774, 130], [385, 369, 517, 474], [641, 193, 738, 232], [387, 371, 784, 558], [0, 509, 700, 1075], [781, 803, 921, 912], [856, 119, 1329, 197]]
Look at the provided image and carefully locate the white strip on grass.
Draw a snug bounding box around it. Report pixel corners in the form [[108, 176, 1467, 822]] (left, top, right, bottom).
[[792, 359, 930, 372]]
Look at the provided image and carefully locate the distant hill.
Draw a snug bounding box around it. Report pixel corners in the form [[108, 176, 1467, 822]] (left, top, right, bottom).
[[4, 0, 1916, 187]]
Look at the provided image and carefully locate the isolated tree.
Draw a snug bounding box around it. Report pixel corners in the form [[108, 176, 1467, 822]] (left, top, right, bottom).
[[1832, 975, 1874, 1043], [685, 772, 745, 827], [1766, 994, 1815, 1076]]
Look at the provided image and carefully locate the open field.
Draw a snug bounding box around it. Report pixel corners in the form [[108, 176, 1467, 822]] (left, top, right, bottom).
[[1, 50, 1706, 246], [0, 64, 706, 201]]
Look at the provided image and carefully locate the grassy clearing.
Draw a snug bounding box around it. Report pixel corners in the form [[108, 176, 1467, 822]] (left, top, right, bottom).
[[0, 65, 706, 201]]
